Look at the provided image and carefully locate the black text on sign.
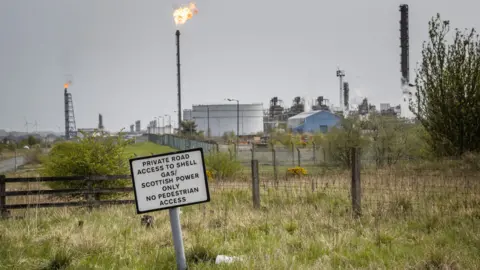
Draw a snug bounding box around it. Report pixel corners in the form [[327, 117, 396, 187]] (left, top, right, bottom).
[[129, 148, 210, 213]]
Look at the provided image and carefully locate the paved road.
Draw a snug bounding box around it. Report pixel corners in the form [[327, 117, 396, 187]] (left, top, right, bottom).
[[0, 156, 25, 174]]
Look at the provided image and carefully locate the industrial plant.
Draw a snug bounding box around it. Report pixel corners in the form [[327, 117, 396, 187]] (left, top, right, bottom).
[[60, 4, 410, 139]]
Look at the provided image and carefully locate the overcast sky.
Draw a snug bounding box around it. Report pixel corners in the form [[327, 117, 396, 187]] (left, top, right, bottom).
[[1, 0, 479, 132]]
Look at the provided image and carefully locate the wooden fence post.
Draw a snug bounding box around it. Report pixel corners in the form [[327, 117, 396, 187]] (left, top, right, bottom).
[[291, 142, 295, 166], [0, 175, 7, 218], [297, 148, 301, 167], [251, 160, 260, 209], [86, 177, 94, 212], [272, 148, 278, 185], [351, 148, 361, 218], [251, 143, 255, 161], [312, 142, 317, 165]]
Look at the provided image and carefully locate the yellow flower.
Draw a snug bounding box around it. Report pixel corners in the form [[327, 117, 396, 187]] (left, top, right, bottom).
[[286, 166, 308, 176], [206, 169, 215, 180]]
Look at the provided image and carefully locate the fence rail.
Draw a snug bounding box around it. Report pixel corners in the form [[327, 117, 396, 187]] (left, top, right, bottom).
[[0, 174, 133, 216], [1, 149, 479, 219]]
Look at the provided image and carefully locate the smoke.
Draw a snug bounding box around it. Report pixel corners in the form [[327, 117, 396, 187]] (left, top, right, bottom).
[[350, 88, 366, 105], [64, 74, 74, 86], [303, 96, 312, 111]]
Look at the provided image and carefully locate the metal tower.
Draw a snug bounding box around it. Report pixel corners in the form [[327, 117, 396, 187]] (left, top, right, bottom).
[[98, 114, 104, 130], [400, 4, 410, 90], [343, 81, 350, 113], [64, 85, 77, 139], [336, 67, 345, 112]]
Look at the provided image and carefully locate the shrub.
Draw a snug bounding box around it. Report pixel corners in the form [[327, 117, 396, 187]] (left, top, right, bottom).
[[322, 117, 369, 167], [287, 166, 308, 177], [204, 152, 242, 179], [42, 132, 130, 193]]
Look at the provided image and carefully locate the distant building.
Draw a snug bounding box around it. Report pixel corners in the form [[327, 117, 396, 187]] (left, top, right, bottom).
[[135, 121, 141, 132], [77, 128, 107, 138], [380, 103, 401, 117], [287, 110, 341, 133]]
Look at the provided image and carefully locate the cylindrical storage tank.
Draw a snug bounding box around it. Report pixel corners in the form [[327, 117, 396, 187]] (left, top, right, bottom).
[[191, 103, 264, 137]]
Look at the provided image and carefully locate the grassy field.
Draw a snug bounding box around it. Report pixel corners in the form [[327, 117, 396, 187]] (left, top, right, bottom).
[[1, 166, 480, 269], [124, 142, 176, 158]]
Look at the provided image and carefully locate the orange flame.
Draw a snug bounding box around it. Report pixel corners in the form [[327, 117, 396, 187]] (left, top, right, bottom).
[[64, 83, 69, 88], [173, 2, 198, 26]]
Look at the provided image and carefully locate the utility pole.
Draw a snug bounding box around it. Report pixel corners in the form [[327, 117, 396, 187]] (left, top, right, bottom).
[[165, 114, 172, 134], [226, 98, 239, 158]]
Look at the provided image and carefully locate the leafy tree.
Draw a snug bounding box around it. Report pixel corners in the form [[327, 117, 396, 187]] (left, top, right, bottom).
[[323, 117, 369, 167], [179, 120, 198, 137], [42, 132, 131, 195], [365, 114, 414, 166], [27, 135, 38, 146], [411, 14, 480, 156]]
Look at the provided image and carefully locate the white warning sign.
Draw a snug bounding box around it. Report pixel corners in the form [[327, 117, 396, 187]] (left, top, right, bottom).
[[129, 148, 210, 213]]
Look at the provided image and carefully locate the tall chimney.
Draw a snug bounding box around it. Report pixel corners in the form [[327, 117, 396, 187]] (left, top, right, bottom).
[[400, 4, 410, 86], [64, 88, 69, 139], [176, 30, 182, 131], [98, 114, 104, 130]]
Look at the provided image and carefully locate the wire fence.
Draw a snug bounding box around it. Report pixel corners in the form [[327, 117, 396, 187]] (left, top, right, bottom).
[[148, 134, 217, 153], [204, 145, 480, 219]]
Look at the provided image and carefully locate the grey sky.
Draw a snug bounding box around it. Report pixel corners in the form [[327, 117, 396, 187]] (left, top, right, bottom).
[[1, 0, 479, 132]]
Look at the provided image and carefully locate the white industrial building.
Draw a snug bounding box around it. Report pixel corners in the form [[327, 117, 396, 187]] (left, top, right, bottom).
[[184, 103, 264, 137]]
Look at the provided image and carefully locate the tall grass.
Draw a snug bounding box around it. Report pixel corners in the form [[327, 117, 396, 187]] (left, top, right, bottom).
[[1, 167, 479, 269]]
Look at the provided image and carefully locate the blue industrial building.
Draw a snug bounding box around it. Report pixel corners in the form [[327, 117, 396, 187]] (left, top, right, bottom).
[[287, 110, 341, 133]]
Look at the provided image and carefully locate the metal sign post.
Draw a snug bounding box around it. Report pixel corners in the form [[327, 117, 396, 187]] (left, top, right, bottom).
[[169, 207, 186, 269], [129, 148, 210, 270]]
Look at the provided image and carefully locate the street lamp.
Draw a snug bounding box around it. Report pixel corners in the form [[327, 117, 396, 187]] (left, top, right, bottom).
[[165, 114, 171, 134], [158, 116, 165, 134], [226, 98, 239, 158]]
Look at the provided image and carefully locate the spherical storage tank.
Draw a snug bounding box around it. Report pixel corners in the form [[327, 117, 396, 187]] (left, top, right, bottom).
[[191, 103, 264, 137]]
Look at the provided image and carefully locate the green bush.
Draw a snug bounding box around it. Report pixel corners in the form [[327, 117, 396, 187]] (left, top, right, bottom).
[[322, 117, 369, 167], [204, 152, 242, 179], [42, 132, 130, 193]]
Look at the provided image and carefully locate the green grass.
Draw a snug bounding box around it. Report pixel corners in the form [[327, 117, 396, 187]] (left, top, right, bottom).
[[2, 148, 479, 269], [124, 142, 176, 158], [1, 176, 479, 269]]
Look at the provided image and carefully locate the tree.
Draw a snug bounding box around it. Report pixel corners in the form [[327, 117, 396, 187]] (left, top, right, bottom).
[[42, 132, 131, 195], [365, 114, 412, 166], [323, 117, 369, 167], [411, 14, 480, 156], [179, 120, 198, 137], [27, 135, 37, 146]]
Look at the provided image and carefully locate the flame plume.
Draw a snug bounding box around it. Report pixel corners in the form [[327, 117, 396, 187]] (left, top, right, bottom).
[[173, 2, 198, 26], [64, 79, 72, 89]]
